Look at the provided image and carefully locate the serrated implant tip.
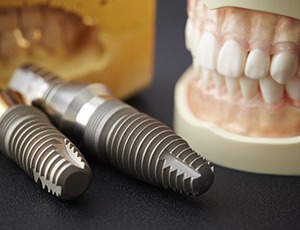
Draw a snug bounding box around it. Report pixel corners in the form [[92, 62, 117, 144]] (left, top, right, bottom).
[[0, 101, 92, 200], [159, 144, 214, 196], [53, 139, 92, 199], [100, 108, 214, 196], [56, 164, 91, 200]]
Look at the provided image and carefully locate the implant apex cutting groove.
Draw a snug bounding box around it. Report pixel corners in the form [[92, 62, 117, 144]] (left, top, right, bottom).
[[0, 90, 92, 200], [9, 64, 214, 196]]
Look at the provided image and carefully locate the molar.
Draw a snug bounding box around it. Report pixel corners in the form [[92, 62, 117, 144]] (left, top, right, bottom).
[[245, 48, 270, 79], [259, 76, 284, 105], [270, 51, 298, 84], [217, 39, 246, 78]]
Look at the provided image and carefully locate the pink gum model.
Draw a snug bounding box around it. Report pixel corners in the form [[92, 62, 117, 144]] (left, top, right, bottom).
[[174, 0, 300, 175]]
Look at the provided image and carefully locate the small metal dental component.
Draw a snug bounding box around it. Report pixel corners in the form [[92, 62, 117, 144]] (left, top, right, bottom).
[[9, 64, 214, 196], [0, 89, 92, 200]]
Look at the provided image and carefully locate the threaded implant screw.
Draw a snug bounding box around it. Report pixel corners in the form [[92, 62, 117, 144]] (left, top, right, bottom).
[[85, 100, 214, 196], [0, 105, 91, 199], [9, 64, 214, 196]]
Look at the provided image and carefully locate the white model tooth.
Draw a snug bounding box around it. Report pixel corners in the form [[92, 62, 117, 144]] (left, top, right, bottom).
[[270, 51, 298, 84], [286, 76, 300, 100], [192, 56, 201, 75], [191, 27, 201, 56], [189, 0, 197, 9], [245, 49, 270, 79], [217, 39, 247, 78], [259, 76, 284, 105], [201, 68, 212, 85], [225, 77, 239, 96], [195, 32, 220, 70], [239, 76, 258, 100], [212, 72, 225, 91], [185, 18, 193, 51]]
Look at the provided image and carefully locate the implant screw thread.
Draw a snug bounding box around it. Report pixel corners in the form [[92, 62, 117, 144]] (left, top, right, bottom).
[[85, 100, 214, 196], [0, 105, 89, 198], [8, 64, 214, 196]]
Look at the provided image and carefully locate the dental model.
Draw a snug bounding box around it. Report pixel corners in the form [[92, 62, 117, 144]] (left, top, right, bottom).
[[0, 1, 155, 98], [0, 4, 104, 85], [174, 0, 300, 175]]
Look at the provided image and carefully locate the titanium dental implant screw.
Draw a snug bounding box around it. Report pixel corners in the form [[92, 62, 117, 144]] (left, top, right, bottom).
[[0, 90, 92, 200], [9, 64, 214, 196]]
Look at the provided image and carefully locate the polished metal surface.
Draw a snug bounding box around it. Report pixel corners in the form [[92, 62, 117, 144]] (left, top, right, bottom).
[[9, 64, 214, 196], [0, 90, 92, 200]]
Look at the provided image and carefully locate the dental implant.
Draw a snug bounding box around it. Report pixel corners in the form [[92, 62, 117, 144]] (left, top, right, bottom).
[[9, 64, 214, 196], [0, 89, 92, 199]]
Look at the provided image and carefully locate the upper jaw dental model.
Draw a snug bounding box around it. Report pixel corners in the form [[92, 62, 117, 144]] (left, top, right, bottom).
[[174, 0, 300, 175]]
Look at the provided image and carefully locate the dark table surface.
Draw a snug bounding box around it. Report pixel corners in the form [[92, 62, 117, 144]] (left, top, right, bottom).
[[1, 1, 300, 229]]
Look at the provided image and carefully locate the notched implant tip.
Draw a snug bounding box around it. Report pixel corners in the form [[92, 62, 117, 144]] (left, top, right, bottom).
[[58, 165, 92, 200], [58, 140, 92, 200], [190, 162, 214, 197], [33, 155, 92, 200], [160, 148, 214, 196], [33, 137, 92, 200]]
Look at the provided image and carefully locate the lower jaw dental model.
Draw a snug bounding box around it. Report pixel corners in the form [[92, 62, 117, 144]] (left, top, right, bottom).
[[174, 0, 300, 175]]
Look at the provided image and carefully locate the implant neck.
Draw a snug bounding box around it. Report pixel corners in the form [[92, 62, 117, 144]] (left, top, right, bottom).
[[0, 90, 24, 117], [9, 64, 63, 106]]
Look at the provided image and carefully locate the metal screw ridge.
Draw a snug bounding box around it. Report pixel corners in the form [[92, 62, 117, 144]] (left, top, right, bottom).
[[0, 90, 92, 200], [9, 64, 214, 196]]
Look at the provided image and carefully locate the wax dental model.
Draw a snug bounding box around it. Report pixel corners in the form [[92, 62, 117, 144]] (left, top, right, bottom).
[[9, 64, 214, 196], [174, 0, 300, 175], [0, 0, 155, 98], [0, 90, 91, 199]]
